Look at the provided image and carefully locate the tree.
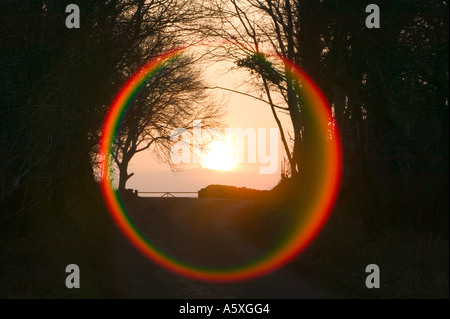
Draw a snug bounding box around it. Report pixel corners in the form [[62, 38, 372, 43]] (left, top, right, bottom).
[[200, 0, 449, 232], [0, 0, 209, 216], [111, 53, 222, 190], [0, 0, 222, 296], [200, 0, 324, 178]]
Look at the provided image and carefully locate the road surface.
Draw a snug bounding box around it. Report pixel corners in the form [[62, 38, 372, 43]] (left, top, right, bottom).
[[107, 197, 344, 298]]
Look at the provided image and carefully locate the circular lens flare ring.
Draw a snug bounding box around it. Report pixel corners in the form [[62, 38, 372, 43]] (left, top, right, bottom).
[[98, 44, 342, 282]]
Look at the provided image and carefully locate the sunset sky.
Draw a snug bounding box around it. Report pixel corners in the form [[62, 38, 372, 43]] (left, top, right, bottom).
[[127, 60, 291, 194]]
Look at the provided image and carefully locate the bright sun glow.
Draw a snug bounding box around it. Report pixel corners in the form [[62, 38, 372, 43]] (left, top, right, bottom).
[[202, 140, 236, 171]]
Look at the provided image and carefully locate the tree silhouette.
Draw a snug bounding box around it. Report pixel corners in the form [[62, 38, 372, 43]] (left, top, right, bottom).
[[201, 0, 448, 232], [0, 0, 448, 298], [111, 54, 222, 190]]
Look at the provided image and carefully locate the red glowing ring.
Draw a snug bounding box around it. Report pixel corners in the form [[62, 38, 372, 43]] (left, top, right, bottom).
[[98, 44, 342, 282]]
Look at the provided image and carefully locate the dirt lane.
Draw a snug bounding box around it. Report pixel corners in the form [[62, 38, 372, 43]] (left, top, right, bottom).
[[107, 197, 341, 298]]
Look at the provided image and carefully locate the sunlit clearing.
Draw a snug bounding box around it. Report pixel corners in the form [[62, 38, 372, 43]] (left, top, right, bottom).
[[202, 140, 235, 171]]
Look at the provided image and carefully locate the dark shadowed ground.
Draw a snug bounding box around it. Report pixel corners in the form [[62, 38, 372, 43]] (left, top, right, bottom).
[[106, 197, 352, 298]]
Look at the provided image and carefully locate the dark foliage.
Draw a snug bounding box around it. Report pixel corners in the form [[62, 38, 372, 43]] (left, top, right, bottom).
[[0, 0, 196, 297], [0, 0, 448, 297]]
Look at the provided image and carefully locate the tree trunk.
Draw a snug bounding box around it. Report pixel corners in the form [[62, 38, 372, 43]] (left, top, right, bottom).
[[117, 157, 134, 191]]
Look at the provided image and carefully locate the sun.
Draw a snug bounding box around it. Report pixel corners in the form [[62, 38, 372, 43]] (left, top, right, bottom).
[[202, 140, 236, 171]]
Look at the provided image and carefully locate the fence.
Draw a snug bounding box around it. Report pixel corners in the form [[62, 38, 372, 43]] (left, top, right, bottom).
[[138, 191, 198, 198]]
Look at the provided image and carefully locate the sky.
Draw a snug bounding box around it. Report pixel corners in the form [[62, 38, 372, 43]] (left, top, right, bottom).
[[126, 59, 292, 195]]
